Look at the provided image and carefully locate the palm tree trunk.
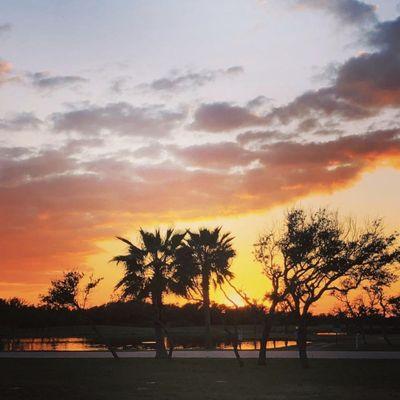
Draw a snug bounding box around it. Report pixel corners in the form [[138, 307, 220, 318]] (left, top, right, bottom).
[[258, 301, 277, 365], [153, 292, 168, 359], [202, 269, 212, 349]]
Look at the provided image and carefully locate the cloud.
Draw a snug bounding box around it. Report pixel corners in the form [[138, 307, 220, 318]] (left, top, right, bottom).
[[293, 0, 377, 26], [236, 130, 286, 145], [29, 71, 88, 90], [0, 149, 75, 187], [334, 17, 400, 108], [0, 112, 42, 132], [0, 128, 399, 292], [51, 102, 187, 137], [267, 87, 373, 124], [265, 16, 400, 126], [191, 102, 266, 132], [171, 142, 256, 169], [110, 76, 130, 94], [0, 23, 11, 36], [247, 95, 272, 109], [138, 66, 244, 93]]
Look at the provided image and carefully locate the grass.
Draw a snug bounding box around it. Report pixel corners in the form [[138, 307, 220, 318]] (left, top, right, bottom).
[[1, 359, 400, 400]]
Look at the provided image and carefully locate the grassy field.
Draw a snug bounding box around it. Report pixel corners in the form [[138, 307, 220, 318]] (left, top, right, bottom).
[[1, 359, 400, 400]]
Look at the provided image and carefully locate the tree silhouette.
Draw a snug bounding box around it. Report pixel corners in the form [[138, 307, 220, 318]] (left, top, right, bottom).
[[254, 231, 290, 365], [112, 228, 188, 358], [40, 271, 119, 358], [336, 281, 398, 346], [181, 227, 236, 348], [388, 295, 400, 317], [256, 208, 400, 368]]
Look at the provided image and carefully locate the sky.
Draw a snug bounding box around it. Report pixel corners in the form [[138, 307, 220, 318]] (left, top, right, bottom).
[[1, 0, 400, 312]]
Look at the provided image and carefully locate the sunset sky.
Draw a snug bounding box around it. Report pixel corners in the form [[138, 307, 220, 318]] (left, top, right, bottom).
[[1, 0, 400, 311]]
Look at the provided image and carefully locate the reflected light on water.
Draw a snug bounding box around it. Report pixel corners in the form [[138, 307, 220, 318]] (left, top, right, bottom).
[[1, 337, 298, 351], [218, 340, 297, 350], [1, 337, 103, 351]]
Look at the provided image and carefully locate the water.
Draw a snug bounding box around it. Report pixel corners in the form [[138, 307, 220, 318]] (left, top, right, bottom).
[[1, 337, 104, 352], [0, 337, 297, 352]]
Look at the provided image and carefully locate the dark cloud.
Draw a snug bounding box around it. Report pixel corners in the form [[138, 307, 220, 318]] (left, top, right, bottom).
[[294, 0, 377, 26], [268, 87, 373, 124], [191, 102, 266, 132], [0, 112, 42, 132], [29, 72, 88, 90], [139, 66, 244, 93], [334, 17, 400, 108], [266, 16, 400, 125], [51, 102, 186, 137]]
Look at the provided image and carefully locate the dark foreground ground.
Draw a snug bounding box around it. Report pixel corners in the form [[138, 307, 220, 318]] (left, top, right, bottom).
[[1, 359, 399, 400]]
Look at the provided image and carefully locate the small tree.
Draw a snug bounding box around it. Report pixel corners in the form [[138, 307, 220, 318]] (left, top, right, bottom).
[[336, 282, 398, 346], [254, 231, 289, 365], [40, 271, 118, 358], [256, 208, 400, 368]]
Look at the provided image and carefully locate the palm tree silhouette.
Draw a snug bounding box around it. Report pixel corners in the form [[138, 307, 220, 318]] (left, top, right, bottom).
[[111, 228, 187, 358], [183, 227, 236, 348]]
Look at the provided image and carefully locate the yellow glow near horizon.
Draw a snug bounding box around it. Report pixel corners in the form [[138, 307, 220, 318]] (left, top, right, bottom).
[[3, 168, 399, 314], [78, 167, 400, 314]]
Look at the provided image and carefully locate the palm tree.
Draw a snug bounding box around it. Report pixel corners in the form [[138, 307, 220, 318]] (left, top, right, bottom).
[[111, 228, 188, 358], [183, 227, 236, 348]]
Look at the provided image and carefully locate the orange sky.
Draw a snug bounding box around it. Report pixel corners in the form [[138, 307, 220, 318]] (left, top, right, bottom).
[[8, 166, 393, 313]]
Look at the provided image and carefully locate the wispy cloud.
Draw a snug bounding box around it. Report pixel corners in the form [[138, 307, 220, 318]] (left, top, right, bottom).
[[190, 102, 267, 132], [0, 23, 12, 36], [28, 71, 88, 90], [137, 66, 244, 93], [51, 102, 187, 137], [0, 112, 42, 132]]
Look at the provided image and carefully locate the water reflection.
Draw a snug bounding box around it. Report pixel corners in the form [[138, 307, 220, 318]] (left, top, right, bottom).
[[218, 340, 296, 350], [1, 337, 103, 351], [1, 337, 297, 351]]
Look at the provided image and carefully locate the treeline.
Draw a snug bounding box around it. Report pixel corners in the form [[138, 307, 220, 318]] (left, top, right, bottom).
[[1, 297, 399, 332]]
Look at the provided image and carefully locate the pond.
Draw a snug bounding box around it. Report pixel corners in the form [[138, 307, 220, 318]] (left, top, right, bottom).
[[0, 337, 297, 352]]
